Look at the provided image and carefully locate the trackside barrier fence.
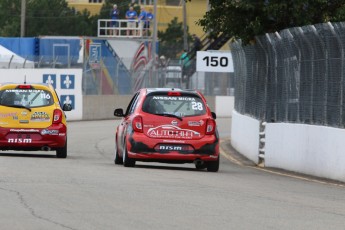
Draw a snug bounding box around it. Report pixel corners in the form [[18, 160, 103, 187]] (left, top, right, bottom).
[[231, 22, 345, 129]]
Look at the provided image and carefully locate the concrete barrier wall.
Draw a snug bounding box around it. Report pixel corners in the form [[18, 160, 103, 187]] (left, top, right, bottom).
[[215, 96, 234, 117], [231, 111, 345, 182], [265, 123, 345, 182], [83, 95, 133, 120], [231, 111, 260, 164]]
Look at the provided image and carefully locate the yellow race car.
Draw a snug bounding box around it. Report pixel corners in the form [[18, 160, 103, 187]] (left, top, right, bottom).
[[0, 83, 72, 158]]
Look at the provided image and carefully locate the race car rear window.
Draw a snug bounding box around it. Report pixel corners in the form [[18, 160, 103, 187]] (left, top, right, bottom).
[[0, 89, 54, 108], [142, 93, 206, 117]]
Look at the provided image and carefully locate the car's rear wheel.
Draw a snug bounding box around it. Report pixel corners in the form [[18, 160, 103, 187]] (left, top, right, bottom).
[[56, 140, 67, 158], [206, 156, 219, 172], [114, 144, 123, 165], [123, 141, 135, 167]]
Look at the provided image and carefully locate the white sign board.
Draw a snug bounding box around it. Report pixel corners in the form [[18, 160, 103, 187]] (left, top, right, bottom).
[[196, 51, 233, 73], [0, 69, 83, 121]]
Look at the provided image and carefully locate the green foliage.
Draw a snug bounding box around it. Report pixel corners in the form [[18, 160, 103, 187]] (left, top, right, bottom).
[[197, 0, 345, 44], [0, 0, 21, 36], [0, 0, 95, 37], [158, 17, 187, 59]]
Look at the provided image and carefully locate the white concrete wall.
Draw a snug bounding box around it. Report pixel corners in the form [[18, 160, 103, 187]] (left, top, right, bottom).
[[215, 96, 234, 117], [265, 123, 345, 182], [231, 111, 260, 164], [230, 111, 345, 182]]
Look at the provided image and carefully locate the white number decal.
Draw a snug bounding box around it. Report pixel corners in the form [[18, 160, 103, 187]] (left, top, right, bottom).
[[41, 93, 51, 99], [192, 102, 203, 110]]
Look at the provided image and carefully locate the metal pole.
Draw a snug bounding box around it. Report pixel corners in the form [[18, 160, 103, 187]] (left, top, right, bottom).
[[152, 0, 158, 72], [183, 0, 188, 50], [20, 0, 26, 37]]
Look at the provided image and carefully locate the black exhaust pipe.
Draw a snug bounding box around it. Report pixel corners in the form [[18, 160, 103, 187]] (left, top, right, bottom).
[[41, 146, 51, 151]]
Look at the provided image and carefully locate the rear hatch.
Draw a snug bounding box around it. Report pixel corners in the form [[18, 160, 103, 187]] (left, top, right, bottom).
[[141, 91, 209, 140], [0, 106, 56, 129], [0, 87, 56, 129]]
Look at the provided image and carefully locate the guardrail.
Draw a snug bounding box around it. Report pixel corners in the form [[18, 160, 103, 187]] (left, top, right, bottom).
[[97, 19, 152, 38]]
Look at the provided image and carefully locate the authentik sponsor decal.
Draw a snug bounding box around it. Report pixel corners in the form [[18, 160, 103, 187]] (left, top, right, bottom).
[[147, 125, 200, 139]]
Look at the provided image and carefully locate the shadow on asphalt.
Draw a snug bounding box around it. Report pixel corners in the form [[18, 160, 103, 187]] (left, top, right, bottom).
[[0, 152, 56, 158]]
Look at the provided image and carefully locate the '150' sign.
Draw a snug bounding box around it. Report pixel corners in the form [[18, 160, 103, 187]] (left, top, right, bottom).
[[196, 51, 234, 73]]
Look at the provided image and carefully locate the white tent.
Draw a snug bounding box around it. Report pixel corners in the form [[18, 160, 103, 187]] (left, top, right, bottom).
[[0, 45, 34, 69]]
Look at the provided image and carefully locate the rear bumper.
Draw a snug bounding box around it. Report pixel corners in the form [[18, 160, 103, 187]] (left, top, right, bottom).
[[127, 151, 219, 163], [0, 124, 67, 151], [127, 132, 219, 162]]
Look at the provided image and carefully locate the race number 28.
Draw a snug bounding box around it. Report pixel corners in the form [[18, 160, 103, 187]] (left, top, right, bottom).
[[202, 56, 228, 67]]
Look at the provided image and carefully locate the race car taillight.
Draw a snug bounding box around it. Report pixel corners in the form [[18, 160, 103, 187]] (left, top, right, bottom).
[[53, 109, 63, 124], [205, 119, 216, 135], [132, 115, 143, 133], [168, 91, 181, 96], [17, 85, 33, 89]]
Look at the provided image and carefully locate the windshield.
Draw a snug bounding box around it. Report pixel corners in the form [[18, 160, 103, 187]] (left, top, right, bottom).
[[0, 89, 54, 108], [142, 94, 206, 117]]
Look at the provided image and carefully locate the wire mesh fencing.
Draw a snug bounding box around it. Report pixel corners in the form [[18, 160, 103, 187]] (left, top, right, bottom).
[[230, 22, 345, 128], [82, 55, 234, 96]]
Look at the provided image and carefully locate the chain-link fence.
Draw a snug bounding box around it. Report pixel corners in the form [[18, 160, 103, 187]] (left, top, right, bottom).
[[0, 37, 233, 96], [231, 21, 345, 128], [82, 55, 234, 96]]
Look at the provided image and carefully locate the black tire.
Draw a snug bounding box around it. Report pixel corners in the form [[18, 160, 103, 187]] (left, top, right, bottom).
[[56, 140, 67, 158], [123, 141, 135, 167], [114, 144, 123, 165], [206, 157, 219, 172]]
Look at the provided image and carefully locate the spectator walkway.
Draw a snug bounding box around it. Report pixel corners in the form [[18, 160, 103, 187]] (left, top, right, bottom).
[[97, 19, 152, 38]]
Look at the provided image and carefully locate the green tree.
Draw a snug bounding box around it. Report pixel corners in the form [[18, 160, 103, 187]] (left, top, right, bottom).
[[197, 0, 345, 44], [158, 17, 189, 59], [0, 0, 21, 36], [0, 0, 95, 37]]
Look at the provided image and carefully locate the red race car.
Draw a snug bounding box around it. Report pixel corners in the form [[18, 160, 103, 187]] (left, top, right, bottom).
[[114, 88, 219, 172]]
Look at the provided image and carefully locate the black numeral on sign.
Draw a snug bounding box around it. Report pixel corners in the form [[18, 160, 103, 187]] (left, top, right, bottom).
[[202, 56, 228, 67]]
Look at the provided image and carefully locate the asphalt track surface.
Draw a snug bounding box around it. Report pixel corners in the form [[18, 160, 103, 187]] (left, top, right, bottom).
[[0, 119, 345, 230]]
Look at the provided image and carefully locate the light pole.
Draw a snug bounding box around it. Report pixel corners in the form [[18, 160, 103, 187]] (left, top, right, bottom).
[[183, 0, 188, 51], [20, 0, 26, 37], [152, 0, 158, 70]]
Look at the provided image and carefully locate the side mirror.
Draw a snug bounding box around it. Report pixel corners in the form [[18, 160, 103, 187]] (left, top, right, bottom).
[[114, 108, 124, 117], [63, 103, 72, 111], [211, 112, 217, 120]]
